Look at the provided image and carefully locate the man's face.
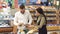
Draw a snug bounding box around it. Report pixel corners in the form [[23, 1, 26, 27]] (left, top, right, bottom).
[[20, 9, 25, 14]]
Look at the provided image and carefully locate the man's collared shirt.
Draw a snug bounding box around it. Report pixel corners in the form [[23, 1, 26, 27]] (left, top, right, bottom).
[[14, 10, 33, 26]]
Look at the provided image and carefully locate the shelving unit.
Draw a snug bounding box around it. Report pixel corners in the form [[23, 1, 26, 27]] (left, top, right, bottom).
[[59, 10, 60, 24], [42, 6, 59, 24], [26, 6, 59, 24], [27, 6, 60, 34], [44, 10, 57, 24], [0, 27, 13, 33]]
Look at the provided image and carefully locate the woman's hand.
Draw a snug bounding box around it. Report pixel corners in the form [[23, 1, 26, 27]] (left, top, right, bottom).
[[27, 25, 35, 30], [25, 24, 31, 27]]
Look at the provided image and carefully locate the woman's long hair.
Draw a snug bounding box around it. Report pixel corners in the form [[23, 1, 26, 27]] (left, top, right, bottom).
[[36, 7, 47, 24]]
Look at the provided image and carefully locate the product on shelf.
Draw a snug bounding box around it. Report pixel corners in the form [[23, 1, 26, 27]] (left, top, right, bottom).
[[50, 32, 58, 34], [27, 6, 58, 24]]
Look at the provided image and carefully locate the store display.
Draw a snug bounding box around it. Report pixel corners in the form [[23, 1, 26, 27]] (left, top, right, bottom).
[[26, 6, 58, 24], [18, 29, 25, 34], [0, 0, 60, 34], [0, 27, 13, 33], [0, 20, 10, 27], [58, 10, 60, 24], [47, 24, 59, 31], [14, 0, 18, 8], [25, 6, 60, 34], [48, 31, 59, 34], [18, 0, 26, 5]]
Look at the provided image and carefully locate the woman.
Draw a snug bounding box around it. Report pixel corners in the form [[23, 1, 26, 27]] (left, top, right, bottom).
[[36, 7, 47, 34]]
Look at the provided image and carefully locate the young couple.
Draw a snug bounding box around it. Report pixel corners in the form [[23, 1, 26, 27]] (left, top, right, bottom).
[[14, 4, 47, 34]]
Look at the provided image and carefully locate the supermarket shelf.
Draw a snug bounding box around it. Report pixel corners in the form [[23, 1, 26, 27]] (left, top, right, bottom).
[[43, 10, 57, 12], [0, 26, 60, 33], [47, 26, 59, 31], [27, 6, 59, 24], [0, 27, 13, 33], [45, 14, 56, 16], [47, 17, 56, 20], [47, 21, 57, 23], [0, 18, 13, 20]]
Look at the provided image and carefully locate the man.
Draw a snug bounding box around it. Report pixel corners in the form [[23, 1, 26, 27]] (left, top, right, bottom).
[[14, 4, 33, 34], [2, 4, 9, 15]]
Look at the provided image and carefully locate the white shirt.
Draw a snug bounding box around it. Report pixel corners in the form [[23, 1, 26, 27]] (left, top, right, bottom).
[[14, 10, 33, 26], [7, 6, 10, 12], [2, 8, 8, 15]]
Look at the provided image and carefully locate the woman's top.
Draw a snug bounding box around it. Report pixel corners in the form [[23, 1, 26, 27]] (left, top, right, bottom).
[[36, 14, 46, 28]]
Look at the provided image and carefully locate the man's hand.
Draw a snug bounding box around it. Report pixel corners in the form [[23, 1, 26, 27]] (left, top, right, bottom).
[[19, 23, 24, 26]]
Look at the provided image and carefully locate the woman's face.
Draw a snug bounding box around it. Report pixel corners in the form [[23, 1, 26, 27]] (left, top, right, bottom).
[[35, 11, 40, 16]]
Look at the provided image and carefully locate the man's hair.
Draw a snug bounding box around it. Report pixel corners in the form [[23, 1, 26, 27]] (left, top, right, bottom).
[[19, 4, 25, 9]]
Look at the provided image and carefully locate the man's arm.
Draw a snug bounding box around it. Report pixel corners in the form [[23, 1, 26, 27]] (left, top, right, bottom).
[[14, 13, 19, 26], [28, 11, 33, 24], [13, 13, 18, 34]]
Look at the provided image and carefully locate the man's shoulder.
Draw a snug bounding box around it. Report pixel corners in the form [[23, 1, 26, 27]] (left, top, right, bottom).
[[25, 10, 30, 13], [15, 11, 20, 15]]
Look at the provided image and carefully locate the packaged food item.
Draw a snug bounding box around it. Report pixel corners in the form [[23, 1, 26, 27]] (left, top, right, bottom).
[[19, 31, 25, 34], [17, 29, 25, 34], [50, 32, 58, 34]]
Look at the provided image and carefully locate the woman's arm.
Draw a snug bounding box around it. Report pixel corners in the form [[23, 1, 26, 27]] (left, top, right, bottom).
[[38, 17, 45, 28]]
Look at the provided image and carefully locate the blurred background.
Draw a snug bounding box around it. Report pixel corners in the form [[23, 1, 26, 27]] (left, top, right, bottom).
[[0, 0, 60, 34]]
